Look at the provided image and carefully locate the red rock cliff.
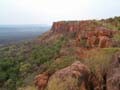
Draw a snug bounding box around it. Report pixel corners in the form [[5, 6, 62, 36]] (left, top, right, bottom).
[[51, 21, 94, 33], [51, 21, 117, 48]]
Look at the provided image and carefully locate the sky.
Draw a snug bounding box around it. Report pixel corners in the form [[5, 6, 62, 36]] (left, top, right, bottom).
[[0, 0, 120, 25]]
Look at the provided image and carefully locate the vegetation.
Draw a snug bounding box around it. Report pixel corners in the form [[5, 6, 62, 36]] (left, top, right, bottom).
[[47, 76, 79, 90], [0, 16, 120, 90], [45, 55, 77, 74], [101, 16, 120, 30], [0, 37, 65, 90], [113, 33, 120, 42], [112, 33, 120, 47], [18, 85, 36, 90], [83, 48, 120, 83]]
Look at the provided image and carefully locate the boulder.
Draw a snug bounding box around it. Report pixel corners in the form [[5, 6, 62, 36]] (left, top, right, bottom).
[[47, 61, 90, 90]]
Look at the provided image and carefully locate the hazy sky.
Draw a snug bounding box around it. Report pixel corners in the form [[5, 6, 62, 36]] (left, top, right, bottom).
[[0, 0, 120, 25]]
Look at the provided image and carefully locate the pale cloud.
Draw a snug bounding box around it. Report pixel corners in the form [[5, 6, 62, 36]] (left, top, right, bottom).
[[0, 0, 120, 25]]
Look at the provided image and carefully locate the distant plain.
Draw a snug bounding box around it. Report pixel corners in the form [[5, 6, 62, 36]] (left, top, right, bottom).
[[0, 25, 50, 45]]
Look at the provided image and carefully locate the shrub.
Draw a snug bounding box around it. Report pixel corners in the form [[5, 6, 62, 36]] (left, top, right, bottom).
[[112, 33, 120, 47], [113, 33, 120, 42], [118, 27, 120, 31], [80, 39, 87, 47], [45, 55, 77, 73], [0, 72, 7, 83], [19, 63, 31, 76]]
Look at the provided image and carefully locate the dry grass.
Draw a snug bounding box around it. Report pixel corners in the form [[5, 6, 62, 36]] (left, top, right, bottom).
[[113, 33, 120, 42], [47, 76, 79, 90], [83, 48, 120, 73], [17, 85, 36, 90], [44, 55, 77, 74]]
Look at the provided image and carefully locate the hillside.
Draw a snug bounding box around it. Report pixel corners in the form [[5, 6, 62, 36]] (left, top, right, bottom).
[[0, 16, 120, 90]]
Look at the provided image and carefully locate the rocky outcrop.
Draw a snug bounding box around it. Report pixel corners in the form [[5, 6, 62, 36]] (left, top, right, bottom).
[[34, 20, 120, 90], [86, 27, 115, 48], [51, 21, 98, 33], [98, 36, 111, 48], [34, 51, 120, 90], [47, 61, 90, 90], [51, 21, 80, 33], [107, 52, 120, 90], [34, 72, 50, 90], [50, 61, 90, 79], [51, 21, 117, 48]]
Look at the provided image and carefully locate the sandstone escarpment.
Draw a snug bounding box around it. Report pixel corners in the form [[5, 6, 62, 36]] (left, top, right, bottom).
[[51, 21, 118, 48], [34, 19, 120, 90], [51, 21, 98, 33]]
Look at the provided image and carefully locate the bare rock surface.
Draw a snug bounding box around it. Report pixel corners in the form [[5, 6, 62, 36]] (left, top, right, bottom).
[[47, 61, 90, 90], [34, 73, 50, 90]]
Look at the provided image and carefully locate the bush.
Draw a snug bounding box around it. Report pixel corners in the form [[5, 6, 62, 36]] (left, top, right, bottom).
[[45, 55, 77, 73], [19, 63, 31, 76], [80, 39, 87, 47], [118, 27, 120, 31], [113, 33, 120, 42], [112, 33, 120, 47], [0, 72, 7, 83]]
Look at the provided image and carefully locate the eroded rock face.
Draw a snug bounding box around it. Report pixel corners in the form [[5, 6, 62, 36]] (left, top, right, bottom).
[[34, 52, 120, 90], [34, 73, 50, 90], [51, 21, 99, 34], [78, 27, 115, 48], [47, 61, 90, 90], [51, 21, 116, 48], [98, 36, 111, 48], [34, 21, 120, 90], [107, 52, 120, 90]]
